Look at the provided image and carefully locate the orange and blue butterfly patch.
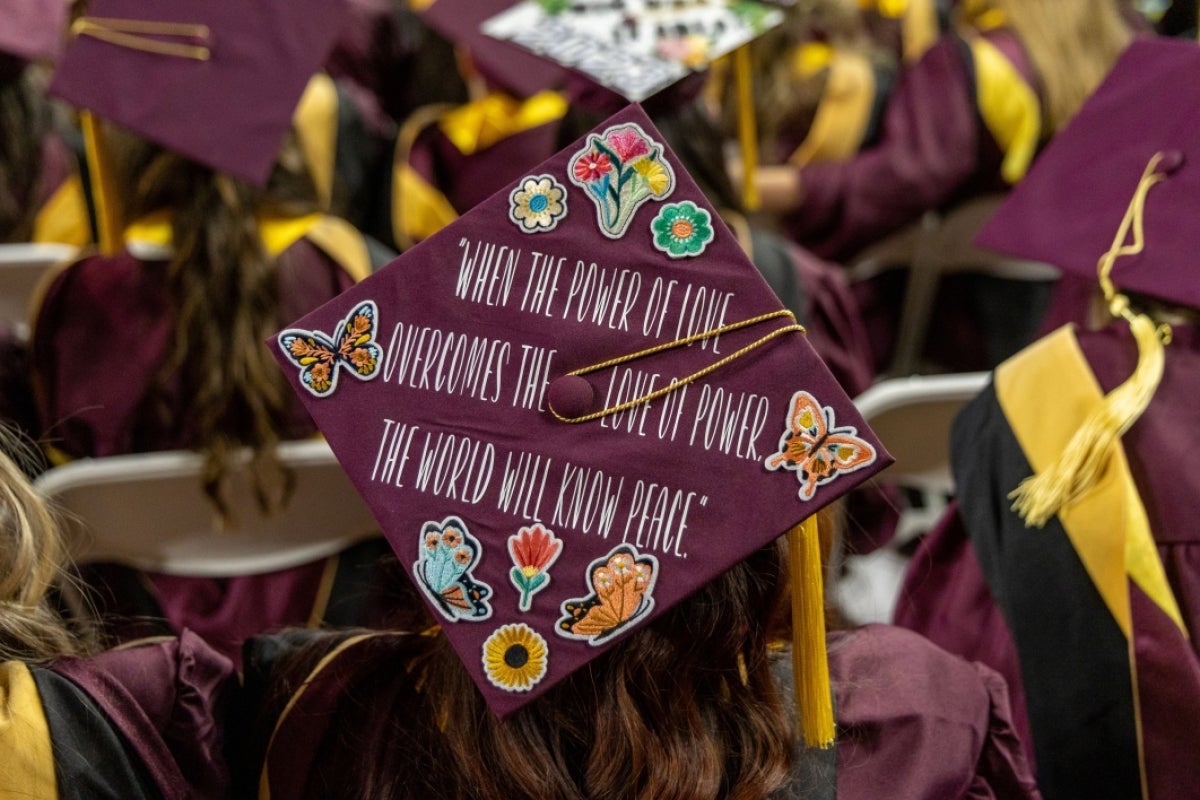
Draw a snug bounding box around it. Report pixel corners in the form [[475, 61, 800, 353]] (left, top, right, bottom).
[[414, 516, 493, 623], [556, 544, 658, 645], [764, 390, 876, 501], [278, 300, 383, 397]]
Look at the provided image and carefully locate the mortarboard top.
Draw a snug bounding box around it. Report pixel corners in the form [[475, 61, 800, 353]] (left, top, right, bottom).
[[975, 37, 1200, 310], [271, 103, 891, 723], [421, 0, 569, 99], [48, 0, 352, 186], [0, 0, 68, 63], [480, 0, 785, 103]]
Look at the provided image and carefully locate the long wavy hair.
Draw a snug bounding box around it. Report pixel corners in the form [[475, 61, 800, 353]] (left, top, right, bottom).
[[967, 0, 1133, 133], [250, 534, 803, 799], [110, 127, 320, 519], [0, 426, 93, 662], [0, 58, 51, 243]]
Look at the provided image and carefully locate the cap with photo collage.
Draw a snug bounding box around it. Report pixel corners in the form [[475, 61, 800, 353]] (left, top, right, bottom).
[[480, 0, 786, 207], [271, 103, 891, 740]]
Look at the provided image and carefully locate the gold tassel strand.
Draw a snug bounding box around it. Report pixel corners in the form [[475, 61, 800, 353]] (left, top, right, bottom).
[[788, 515, 835, 748]]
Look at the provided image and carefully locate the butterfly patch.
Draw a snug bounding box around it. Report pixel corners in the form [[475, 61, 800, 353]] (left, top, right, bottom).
[[764, 390, 876, 501], [278, 300, 383, 397], [556, 544, 658, 646], [414, 516, 493, 623]]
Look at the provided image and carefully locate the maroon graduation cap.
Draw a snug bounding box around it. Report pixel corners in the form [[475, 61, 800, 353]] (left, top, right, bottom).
[[48, 0, 351, 186], [271, 104, 891, 723], [976, 37, 1200, 310], [0, 0, 69, 62], [421, 0, 568, 99]]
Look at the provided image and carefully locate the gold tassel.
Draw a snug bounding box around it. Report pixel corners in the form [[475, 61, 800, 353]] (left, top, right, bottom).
[[733, 43, 760, 212], [80, 111, 124, 256], [1009, 153, 1175, 527], [788, 514, 834, 748]]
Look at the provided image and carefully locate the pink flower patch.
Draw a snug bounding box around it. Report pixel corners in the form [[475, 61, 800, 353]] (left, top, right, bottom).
[[606, 127, 649, 162]]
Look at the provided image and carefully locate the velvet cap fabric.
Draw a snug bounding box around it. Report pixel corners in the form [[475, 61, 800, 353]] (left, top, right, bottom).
[[271, 103, 890, 718]]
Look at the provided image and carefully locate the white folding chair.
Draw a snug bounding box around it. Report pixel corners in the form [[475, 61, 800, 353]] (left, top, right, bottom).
[[0, 242, 77, 339], [35, 439, 382, 577], [835, 371, 990, 623]]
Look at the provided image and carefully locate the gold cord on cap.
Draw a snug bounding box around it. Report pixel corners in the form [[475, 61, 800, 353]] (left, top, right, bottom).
[[548, 309, 805, 424], [1009, 152, 1175, 527], [71, 16, 212, 61]]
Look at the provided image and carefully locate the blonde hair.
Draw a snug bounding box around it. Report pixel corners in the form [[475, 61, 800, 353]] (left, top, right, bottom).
[[978, 0, 1133, 133], [0, 429, 89, 662]]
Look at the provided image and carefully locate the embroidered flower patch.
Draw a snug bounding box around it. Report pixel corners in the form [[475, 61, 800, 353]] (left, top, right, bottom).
[[568, 122, 675, 239], [277, 300, 383, 397], [482, 623, 549, 692], [509, 174, 568, 233], [650, 201, 714, 258], [508, 524, 563, 611]]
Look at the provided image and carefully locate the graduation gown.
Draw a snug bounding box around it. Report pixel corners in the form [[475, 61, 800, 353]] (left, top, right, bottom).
[[895, 324, 1200, 799], [0, 631, 234, 799]]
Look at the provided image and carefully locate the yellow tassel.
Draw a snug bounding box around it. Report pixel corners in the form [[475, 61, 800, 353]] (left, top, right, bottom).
[[1009, 153, 1175, 527], [788, 515, 834, 748], [1009, 308, 1166, 526], [733, 44, 760, 212], [80, 111, 124, 256]]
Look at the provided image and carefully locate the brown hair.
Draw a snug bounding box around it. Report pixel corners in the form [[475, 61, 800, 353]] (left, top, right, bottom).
[[0, 59, 51, 243], [252, 538, 798, 799], [112, 128, 320, 519], [973, 0, 1133, 133], [0, 426, 92, 662]]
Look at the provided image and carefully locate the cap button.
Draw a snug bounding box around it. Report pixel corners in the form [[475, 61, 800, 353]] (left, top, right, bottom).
[[1159, 149, 1185, 174], [547, 375, 596, 419]]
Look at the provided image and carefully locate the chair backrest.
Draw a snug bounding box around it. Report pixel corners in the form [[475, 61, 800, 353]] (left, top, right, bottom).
[[854, 371, 990, 497], [0, 242, 77, 338], [848, 194, 1059, 377], [35, 439, 382, 577]]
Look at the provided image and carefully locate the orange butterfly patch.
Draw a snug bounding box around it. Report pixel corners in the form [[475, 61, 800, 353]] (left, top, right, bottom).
[[278, 300, 383, 397], [765, 390, 876, 501], [557, 545, 658, 646]]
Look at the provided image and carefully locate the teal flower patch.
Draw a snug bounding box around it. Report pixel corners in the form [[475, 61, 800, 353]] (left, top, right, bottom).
[[651, 201, 714, 259]]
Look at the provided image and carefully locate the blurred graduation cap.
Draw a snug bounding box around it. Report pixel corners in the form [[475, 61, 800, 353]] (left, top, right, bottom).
[[271, 104, 890, 739], [49, 0, 351, 191], [0, 0, 69, 63], [421, 0, 569, 98], [481, 0, 783, 102], [975, 37, 1197, 526], [977, 37, 1200, 310]]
